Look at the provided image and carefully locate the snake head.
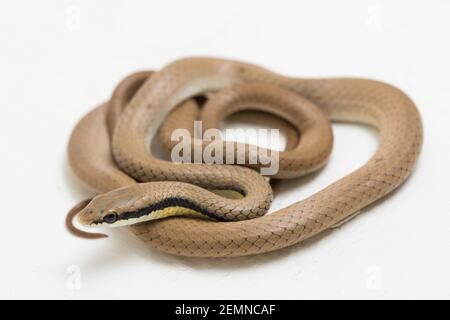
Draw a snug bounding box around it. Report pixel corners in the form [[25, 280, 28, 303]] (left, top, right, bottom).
[[77, 186, 143, 228]]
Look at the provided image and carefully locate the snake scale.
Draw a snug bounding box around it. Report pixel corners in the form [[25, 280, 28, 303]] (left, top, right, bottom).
[[68, 57, 423, 257]]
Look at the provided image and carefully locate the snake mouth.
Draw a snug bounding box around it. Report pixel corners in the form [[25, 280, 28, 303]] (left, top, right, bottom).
[[88, 211, 120, 227], [88, 222, 108, 228], [66, 199, 108, 239]]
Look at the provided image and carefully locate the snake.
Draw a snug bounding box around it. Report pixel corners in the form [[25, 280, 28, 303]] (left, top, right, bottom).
[[67, 57, 423, 258]]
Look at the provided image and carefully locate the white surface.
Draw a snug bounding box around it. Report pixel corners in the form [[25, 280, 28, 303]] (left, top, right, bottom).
[[0, 0, 449, 299]]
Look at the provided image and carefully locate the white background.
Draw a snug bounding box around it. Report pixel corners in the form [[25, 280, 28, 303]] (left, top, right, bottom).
[[0, 0, 449, 299]]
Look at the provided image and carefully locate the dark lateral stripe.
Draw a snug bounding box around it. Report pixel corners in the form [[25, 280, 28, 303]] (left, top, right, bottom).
[[120, 197, 228, 222]]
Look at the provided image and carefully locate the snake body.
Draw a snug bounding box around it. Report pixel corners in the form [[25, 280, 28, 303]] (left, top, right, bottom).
[[69, 57, 422, 257]]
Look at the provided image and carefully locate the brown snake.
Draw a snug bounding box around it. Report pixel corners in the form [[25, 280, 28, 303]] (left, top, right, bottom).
[[68, 57, 423, 257]]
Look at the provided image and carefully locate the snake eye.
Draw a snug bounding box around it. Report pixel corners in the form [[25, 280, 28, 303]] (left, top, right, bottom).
[[103, 211, 119, 224]]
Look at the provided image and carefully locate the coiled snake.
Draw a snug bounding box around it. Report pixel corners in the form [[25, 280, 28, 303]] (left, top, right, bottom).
[[67, 57, 422, 257]]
